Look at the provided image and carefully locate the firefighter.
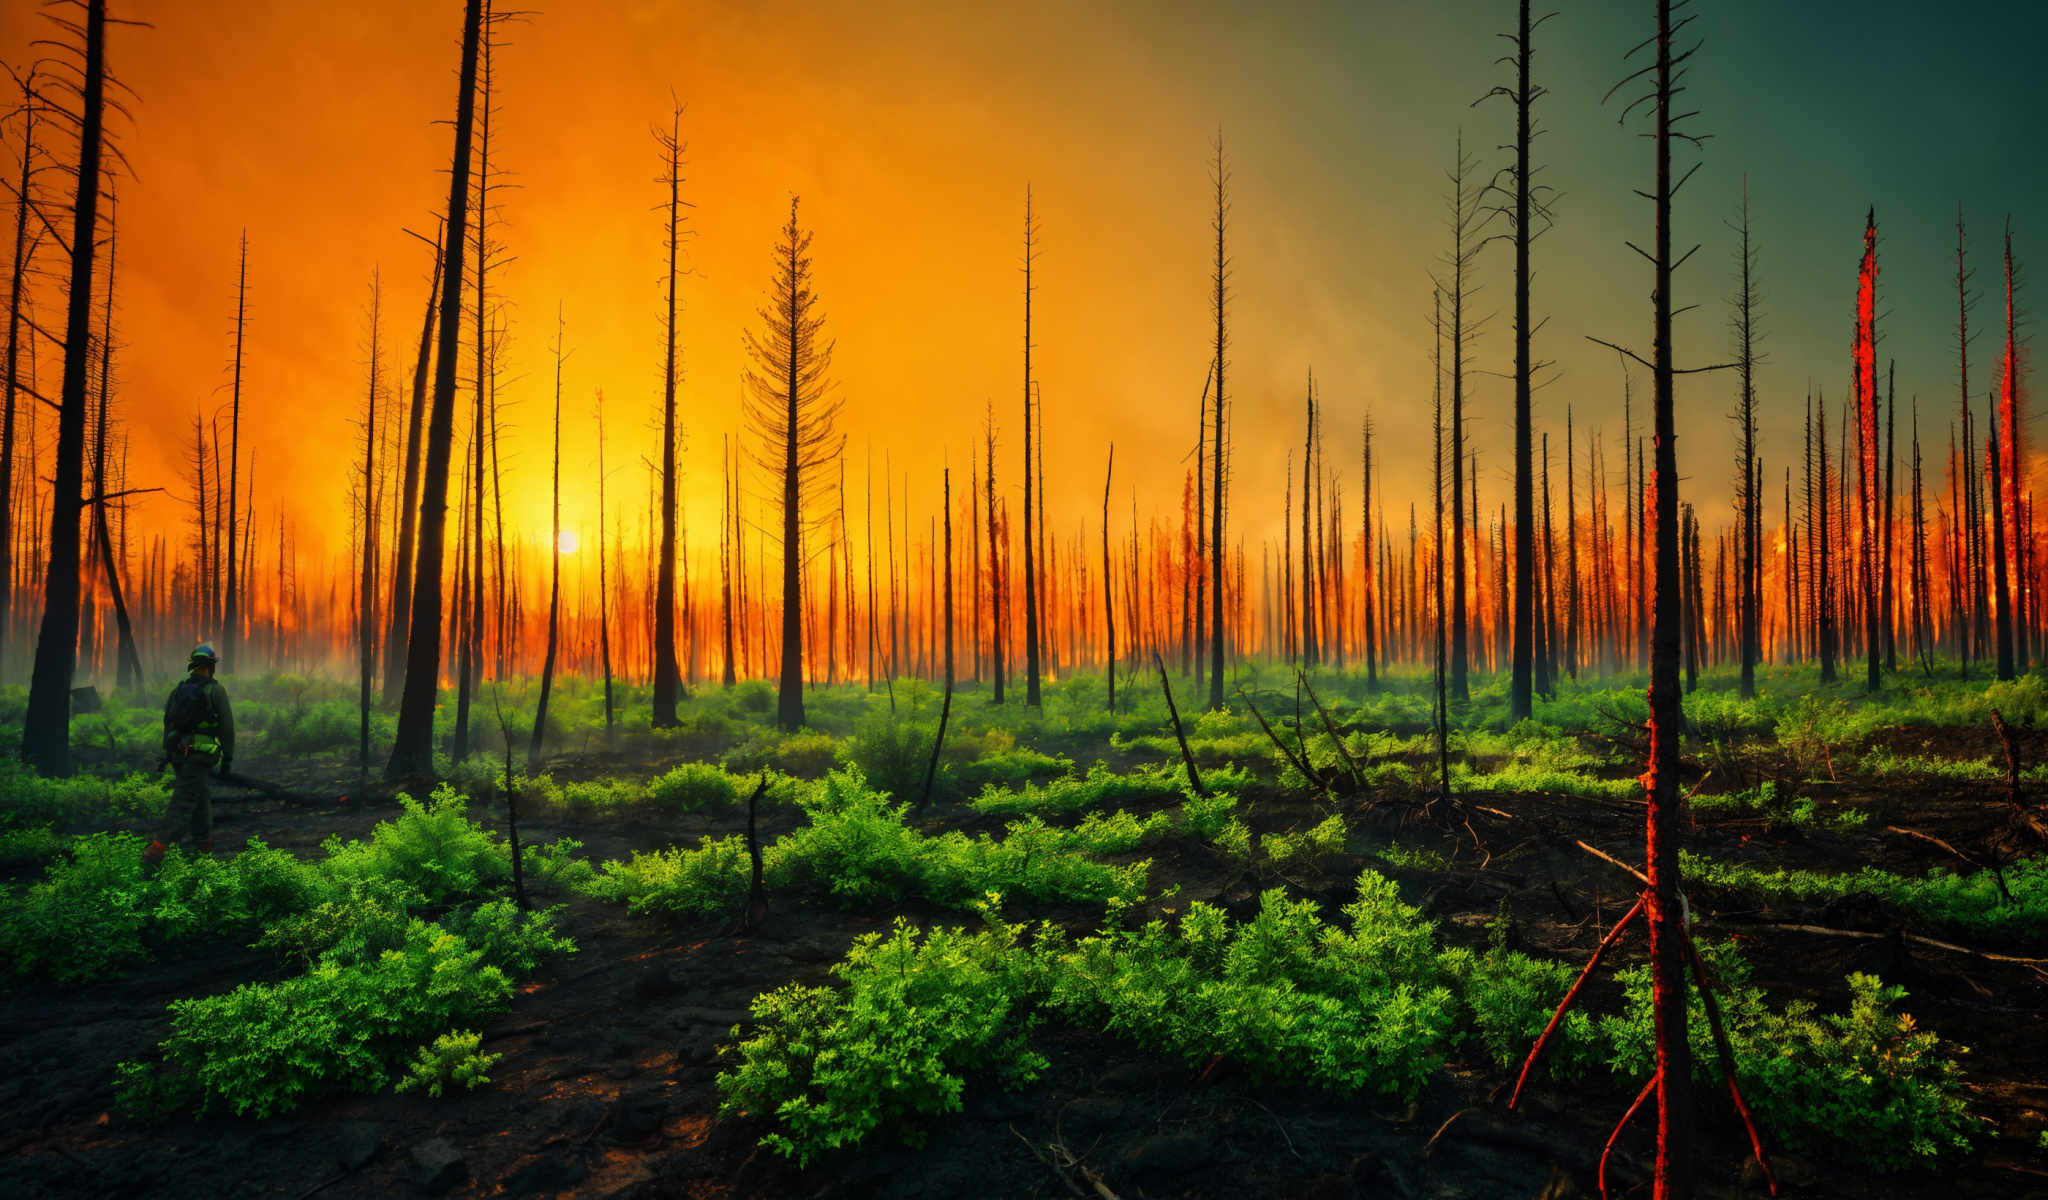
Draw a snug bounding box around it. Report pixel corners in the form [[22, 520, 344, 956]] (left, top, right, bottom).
[[145, 643, 235, 866]]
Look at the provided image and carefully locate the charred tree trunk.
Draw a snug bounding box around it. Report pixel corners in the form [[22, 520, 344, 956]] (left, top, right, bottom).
[[529, 314, 565, 772], [1642, 4, 1695, 1189], [89, 191, 141, 692], [986, 413, 1004, 702], [1022, 188, 1042, 707], [22, 0, 106, 776], [652, 105, 686, 727], [1208, 135, 1229, 710], [1992, 398, 2015, 680], [383, 223, 441, 705], [358, 277, 382, 795], [223, 233, 246, 672], [1732, 186, 1760, 698], [1566, 406, 1579, 679], [1103, 445, 1115, 712], [389, 0, 484, 778], [1, 73, 37, 672]]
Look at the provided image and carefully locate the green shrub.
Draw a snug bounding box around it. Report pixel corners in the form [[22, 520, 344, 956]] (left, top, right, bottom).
[[971, 763, 1181, 818], [765, 769, 1147, 910], [395, 1029, 501, 1098], [1044, 875, 1456, 1098], [756, 729, 840, 777], [1261, 814, 1347, 867], [585, 837, 752, 919], [1686, 852, 2048, 942], [1438, 945, 1597, 1076], [0, 760, 170, 829], [320, 786, 508, 904], [254, 875, 419, 968], [768, 769, 930, 904], [713, 863, 1971, 1172], [0, 832, 153, 981], [837, 712, 936, 800], [717, 911, 1048, 1166], [646, 761, 743, 810], [1178, 790, 1238, 837], [1600, 944, 1972, 1169], [1375, 841, 1451, 872], [0, 825, 67, 867], [116, 918, 522, 1119], [556, 776, 638, 816]]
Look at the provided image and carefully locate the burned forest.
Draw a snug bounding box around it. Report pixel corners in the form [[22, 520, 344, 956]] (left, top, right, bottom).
[[0, 2, 2044, 1198]]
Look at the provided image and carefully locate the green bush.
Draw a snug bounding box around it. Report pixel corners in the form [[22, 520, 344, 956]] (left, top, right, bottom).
[[1043, 875, 1457, 1098], [320, 786, 509, 904], [646, 761, 743, 810], [1261, 814, 1347, 867], [768, 769, 1147, 909], [714, 863, 1972, 1172], [1600, 944, 1972, 1169], [1178, 790, 1238, 837], [0, 832, 154, 981], [1686, 852, 2048, 942], [116, 918, 523, 1119], [718, 910, 1048, 1166], [970, 763, 1181, 818], [0, 759, 170, 829], [0, 834, 333, 983], [837, 712, 936, 800], [586, 836, 752, 920], [394, 1029, 501, 1098], [253, 875, 419, 968]]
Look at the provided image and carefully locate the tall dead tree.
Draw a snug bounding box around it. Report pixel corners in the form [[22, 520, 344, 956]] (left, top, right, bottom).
[[389, 0, 484, 778], [1207, 133, 1230, 710], [1729, 183, 1763, 698], [597, 388, 614, 736], [743, 197, 840, 731], [529, 310, 565, 771], [1, 68, 40, 670], [1443, 132, 1484, 702], [1569, 3, 1744, 1191], [1816, 389, 1836, 681], [88, 188, 142, 691], [1998, 223, 2024, 672], [382, 222, 441, 704], [651, 103, 688, 727], [1021, 187, 1043, 706], [1854, 210, 1881, 691], [1636, 2, 1702, 1188], [357, 275, 382, 795], [222, 232, 246, 671], [1910, 401, 1931, 670], [1362, 415, 1378, 687], [22, 0, 106, 775], [1432, 286, 1450, 800], [1565, 406, 1578, 678], [986, 408, 1003, 702], [1103, 444, 1115, 711], [1300, 375, 1317, 666], [1478, 0, 1556, 723]]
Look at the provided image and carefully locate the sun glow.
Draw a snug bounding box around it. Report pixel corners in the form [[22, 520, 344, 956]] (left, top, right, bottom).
[[557, 530, 580, 555]]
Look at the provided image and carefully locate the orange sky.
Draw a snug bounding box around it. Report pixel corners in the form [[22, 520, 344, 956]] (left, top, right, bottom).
[[0, 0, 2038, 591]]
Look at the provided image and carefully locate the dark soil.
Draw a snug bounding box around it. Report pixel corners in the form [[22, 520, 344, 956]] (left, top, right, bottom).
[[4, 732, 2047, 1200]]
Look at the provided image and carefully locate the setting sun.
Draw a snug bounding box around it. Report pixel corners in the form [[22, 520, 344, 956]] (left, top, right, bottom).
[[556, 530, 580, 555]]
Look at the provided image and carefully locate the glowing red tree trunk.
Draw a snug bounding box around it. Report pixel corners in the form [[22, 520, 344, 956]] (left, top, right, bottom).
[[1854, 210, 1881, 691], [2000, 227, 2025, 672]]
